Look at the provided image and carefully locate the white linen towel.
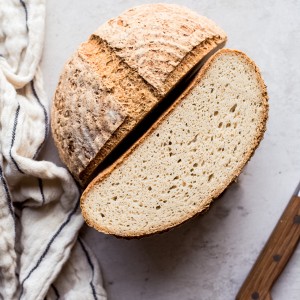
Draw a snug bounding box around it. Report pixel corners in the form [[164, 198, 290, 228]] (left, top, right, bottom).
[[0, 0, 107, 299]]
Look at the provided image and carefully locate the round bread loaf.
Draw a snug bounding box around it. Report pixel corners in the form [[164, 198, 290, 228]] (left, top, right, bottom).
[[51, 4, 268, 238], [81, 49, 268, 237], [51, 3, 227, 186]]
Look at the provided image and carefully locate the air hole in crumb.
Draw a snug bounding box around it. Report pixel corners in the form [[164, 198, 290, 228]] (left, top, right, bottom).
[[112, 196, 117, 201], [170, 185, 177, 190], [173, 176, 179, 180], [156, 206, 161, 210], [156, 133, 159, 137], [226, 122, 231, 128], [230, 104, 237, 112], [211, 88, 214, 93], [214, 111, 218, 116], [148, 186, 152, 191], [218, 122, 223, 128], [208, 174, 214, 182], [193, 163, 198, 167], [100, 213, 105, 218], [177, 159, 182, 163]]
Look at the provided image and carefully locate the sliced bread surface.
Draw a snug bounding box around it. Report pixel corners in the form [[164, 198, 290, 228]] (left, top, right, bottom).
[[51, 3, 226, 186], [81, 49, 268, 237]]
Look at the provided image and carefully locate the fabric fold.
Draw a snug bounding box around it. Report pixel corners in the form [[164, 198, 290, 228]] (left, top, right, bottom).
[[0, 1, 106, 299]]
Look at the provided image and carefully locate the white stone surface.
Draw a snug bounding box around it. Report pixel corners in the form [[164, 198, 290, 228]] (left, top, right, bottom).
[[41, 0, 300, 299]]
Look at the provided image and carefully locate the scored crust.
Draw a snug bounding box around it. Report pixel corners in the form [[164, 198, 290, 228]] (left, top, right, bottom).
[[94, 3, 227, 95], [81, 49, 269, 238], [51, 3, 227, 186]]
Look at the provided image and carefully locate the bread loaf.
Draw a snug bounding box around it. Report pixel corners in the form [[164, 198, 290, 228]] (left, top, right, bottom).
[[51, 4, 227, 186], [81, 49, 268, 237], [51, 4, 268, 238]]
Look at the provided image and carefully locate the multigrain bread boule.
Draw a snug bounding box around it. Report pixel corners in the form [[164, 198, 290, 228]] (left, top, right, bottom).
[[81, 49, 268, 237], [51, 3, 227, 186]]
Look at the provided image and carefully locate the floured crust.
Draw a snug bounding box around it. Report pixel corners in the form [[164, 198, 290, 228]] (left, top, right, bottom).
[[94, 3, 227, 96], [51, 4, 227, 185], [81, 49, 269, 238], [51, 52, 127, 179]]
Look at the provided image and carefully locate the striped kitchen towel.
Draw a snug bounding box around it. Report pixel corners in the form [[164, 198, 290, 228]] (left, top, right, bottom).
[[0, 0, 106, 299]]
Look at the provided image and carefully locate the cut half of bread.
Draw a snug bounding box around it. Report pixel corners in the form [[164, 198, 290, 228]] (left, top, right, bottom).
[[81, 49, 268, 238], [51, 3, 226, 186]]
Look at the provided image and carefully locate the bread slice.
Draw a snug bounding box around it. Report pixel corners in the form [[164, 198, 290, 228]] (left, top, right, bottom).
[[81, 49, 268, 238], [51, 3, 227, 186]]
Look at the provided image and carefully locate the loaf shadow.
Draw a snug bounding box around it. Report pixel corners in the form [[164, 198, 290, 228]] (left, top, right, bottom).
[[132, 181, 243, 278]]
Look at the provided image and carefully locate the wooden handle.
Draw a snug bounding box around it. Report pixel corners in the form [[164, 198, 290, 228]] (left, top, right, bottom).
[[236, 195, 300, 300]]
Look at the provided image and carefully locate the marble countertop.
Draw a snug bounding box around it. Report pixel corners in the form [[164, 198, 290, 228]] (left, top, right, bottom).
[[41, 1, 300, 299]]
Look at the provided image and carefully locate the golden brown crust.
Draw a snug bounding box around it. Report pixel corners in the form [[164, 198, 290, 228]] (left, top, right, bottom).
[[94, 3, 227, 95], [51, 52, 127, 181], [76, 38, 160, 185], [81, 48, 269, 238], [51, 4, 227, 186]]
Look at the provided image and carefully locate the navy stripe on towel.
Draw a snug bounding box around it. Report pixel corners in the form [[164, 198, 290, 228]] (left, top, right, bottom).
[[19, 198, 80, 299], [31, 80, 49, 159], [0, 165, 15, 219], [10, 104, 24, 174], [51, 284, 60, 299], [78, 238, 98, 300], [19, 0, 29, 32], [38, 178, 46, 205]]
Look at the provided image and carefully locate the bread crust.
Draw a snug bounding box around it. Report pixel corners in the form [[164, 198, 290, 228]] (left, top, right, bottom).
[[51, 51, 128, 179], [81, 49, 269, 238], [94, 3, 227, 95], [51, 3, 227, 186]]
